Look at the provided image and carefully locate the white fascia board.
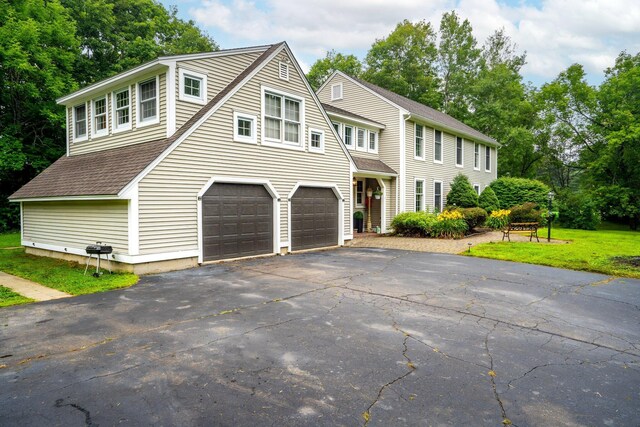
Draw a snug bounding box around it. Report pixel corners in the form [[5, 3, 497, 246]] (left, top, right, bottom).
[[410, 113, 498, 147], [325, 111, 386, 130], [353, 170, 398, 178], [118, 45, 287, 198], [57, 62, 167, 105], [280, 44, 357, 171], [159, 46, 270, 63]]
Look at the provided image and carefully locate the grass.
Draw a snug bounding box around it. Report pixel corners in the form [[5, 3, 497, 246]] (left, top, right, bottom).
[[0, 232, 138, 296], [466, 227, 640, 278], [0, 285, 34, 307]]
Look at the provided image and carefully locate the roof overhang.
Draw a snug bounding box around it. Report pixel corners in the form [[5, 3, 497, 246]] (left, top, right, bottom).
[[11, 195, 123, 203], [325, 111, 386, 130], [404, 113, 500, 147], [354, 170, 397, 178]]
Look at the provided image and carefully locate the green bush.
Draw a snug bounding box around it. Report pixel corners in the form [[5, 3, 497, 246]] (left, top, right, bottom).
[[390, 211, 438, 237], [486, 209, 511, 230], [354, 211, 364, 220], [456, 207, 488, 230], [509, 202, 544, 224], [446, 174, 478, 208], [432, 210, 468, 239], [478, 187, 500, 213], [489, 177, 550, 210], [557, 192, 601, 230]]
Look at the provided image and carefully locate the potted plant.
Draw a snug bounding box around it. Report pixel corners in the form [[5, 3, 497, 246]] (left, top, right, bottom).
[[373, 187, 383, 200], [353, 211, 364, 233]]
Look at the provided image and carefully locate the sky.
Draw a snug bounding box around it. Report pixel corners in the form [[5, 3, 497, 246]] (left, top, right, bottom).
[[160, 0, 640, 87]]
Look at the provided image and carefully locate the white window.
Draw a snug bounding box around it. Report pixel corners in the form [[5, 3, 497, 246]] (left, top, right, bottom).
[[368, 131, 378, 153], [309, 129, 324, 153], [233, 112, 257, 144], [473, 184, 480, 195], [92, 96, 108, 137], [434, 181, 443, 213], [474, 143, 480, 170], [355, 179, 365, 208], [456, 137, 463, 167], [332, 122, 341, 136], [73, 103, 87, 141], [331, 83, 343, 100], [485, 146, 491, 172], [356, 128, 366, 150], [344, 125, 354, 148], [138, 77, 159, 126], [279, 61, 289, 81], [415, 179, 425, 211], [112, 88, 131, 132], [262, 87, 304, 148], [434, 130, 443, 163], [415, 124, 424, 160], [179, 69, 207, 105]]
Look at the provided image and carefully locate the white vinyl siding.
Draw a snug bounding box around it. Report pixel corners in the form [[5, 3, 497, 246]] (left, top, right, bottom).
[[137, 52, 351, 254], [22, 201, 129, 253]]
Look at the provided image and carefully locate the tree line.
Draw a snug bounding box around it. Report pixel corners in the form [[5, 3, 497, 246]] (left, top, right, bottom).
[[307, 14, 640, 229]]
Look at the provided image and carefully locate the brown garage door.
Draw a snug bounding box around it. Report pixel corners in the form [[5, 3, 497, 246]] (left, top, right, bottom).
[[202, 183, 273, 261], [291, 187, 339, 250]]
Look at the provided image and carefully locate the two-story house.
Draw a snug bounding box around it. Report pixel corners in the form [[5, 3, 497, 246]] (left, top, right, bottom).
[[10, 43, 355, 273], [317, 72, 499, 233]]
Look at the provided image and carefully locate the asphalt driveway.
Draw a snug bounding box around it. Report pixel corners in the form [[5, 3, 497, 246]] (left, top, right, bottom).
[[1, 248, 639, 426]]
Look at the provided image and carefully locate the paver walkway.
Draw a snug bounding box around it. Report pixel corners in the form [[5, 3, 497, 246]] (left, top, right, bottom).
[[347, 230, 568, 253], [0, 272, 70, 301]]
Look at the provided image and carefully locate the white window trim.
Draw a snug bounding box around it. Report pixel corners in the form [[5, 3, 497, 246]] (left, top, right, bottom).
[[332, 122, 342, 137], [433, 129, 443, 164], [456, 136, 464, 167], [278, 61, 289, 81], [414, 178, 425, 212], [308, 128, 325, 153], [91, 95, 109, 138], [343, 125, 354, 148], [355, 178, 365, 208], [368, 131, 378, 154], [260, 85, 305, 151], [331, 82, 343, 100], [414, 123, 425, 160], [73, 102, 88, 142], [434, 180, 444, 213], [233, 111, 257, 144], [485, 146, 492, 172], [473, 184, 481, 195], [136, 75, 160, 128], [112, 87, 132, 134], [356, 127, 367, 152], [178, 68, 207, 105], [474, 143, 480, 171]]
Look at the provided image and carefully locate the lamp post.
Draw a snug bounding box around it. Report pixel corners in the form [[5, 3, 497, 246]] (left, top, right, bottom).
[[366, 187, 373, 232], [547, 191, 555, 242]]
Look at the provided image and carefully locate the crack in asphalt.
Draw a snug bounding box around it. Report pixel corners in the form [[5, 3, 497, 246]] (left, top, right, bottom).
[[54, 398, 95, 426], [484, 323, 515, 427]]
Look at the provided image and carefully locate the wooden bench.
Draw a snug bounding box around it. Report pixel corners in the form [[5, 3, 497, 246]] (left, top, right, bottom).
[[502, 222, 540, 242]]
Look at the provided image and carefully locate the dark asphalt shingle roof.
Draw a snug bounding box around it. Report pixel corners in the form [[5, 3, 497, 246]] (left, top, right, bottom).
[[321, 103, 384, 128], [352, 156, 397, 175], [10, 44, 282, 200], [349, 75, 497, 145]]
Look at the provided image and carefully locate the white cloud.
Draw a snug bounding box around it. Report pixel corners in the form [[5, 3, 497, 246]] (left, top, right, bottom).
[[187, 0, 640, 85]]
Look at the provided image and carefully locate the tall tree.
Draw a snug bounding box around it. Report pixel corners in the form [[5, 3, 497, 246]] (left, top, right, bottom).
[[0, 0, 79, 229], [61, 0, 218, 84], [306, 50, 363, 90], [437, 11, 481, 120], [363, 20, 441, 108]]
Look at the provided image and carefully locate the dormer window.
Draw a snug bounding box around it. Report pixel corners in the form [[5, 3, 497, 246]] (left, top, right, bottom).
[[138, 77, 159, 126], [73, 103, 87, 141], [179, 69, 206, 105], [92, 96, 108, 137]]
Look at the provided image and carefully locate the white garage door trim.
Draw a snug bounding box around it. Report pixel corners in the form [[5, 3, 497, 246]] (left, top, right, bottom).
[[197, 177, 281, 264], [287, 181, 345, 253]]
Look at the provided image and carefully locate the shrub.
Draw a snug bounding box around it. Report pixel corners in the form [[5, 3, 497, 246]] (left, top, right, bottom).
[[456, 207, 488, 230], [478, 186, 500, 214], [556, 192, 601, 230], [446, 174, 478, 208], [433, 210, 468, 239], [485, 209, 511, 230], [391, 211, 438, 237], [354, 211, 364, 220], [489, 177, 550, 210], [509, 202, 544, 224]]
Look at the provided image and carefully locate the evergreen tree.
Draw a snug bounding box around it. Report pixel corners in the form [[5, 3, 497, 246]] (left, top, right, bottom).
[[478, 187, 500, 213], [446, 174, 479, 208]]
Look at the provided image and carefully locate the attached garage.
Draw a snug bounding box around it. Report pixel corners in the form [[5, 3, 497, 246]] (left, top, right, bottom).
[[291, 187, 339, 251], [202, 183, 274, 262]]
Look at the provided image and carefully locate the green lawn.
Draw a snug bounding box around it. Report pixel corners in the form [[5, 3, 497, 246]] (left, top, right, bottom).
[[0, 232, 138, 297], [0, 285, 34, 307], [466, 227, 640, 278]]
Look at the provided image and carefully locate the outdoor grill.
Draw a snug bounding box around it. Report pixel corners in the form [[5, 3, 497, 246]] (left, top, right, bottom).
[[84, 242, 113, 277]]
